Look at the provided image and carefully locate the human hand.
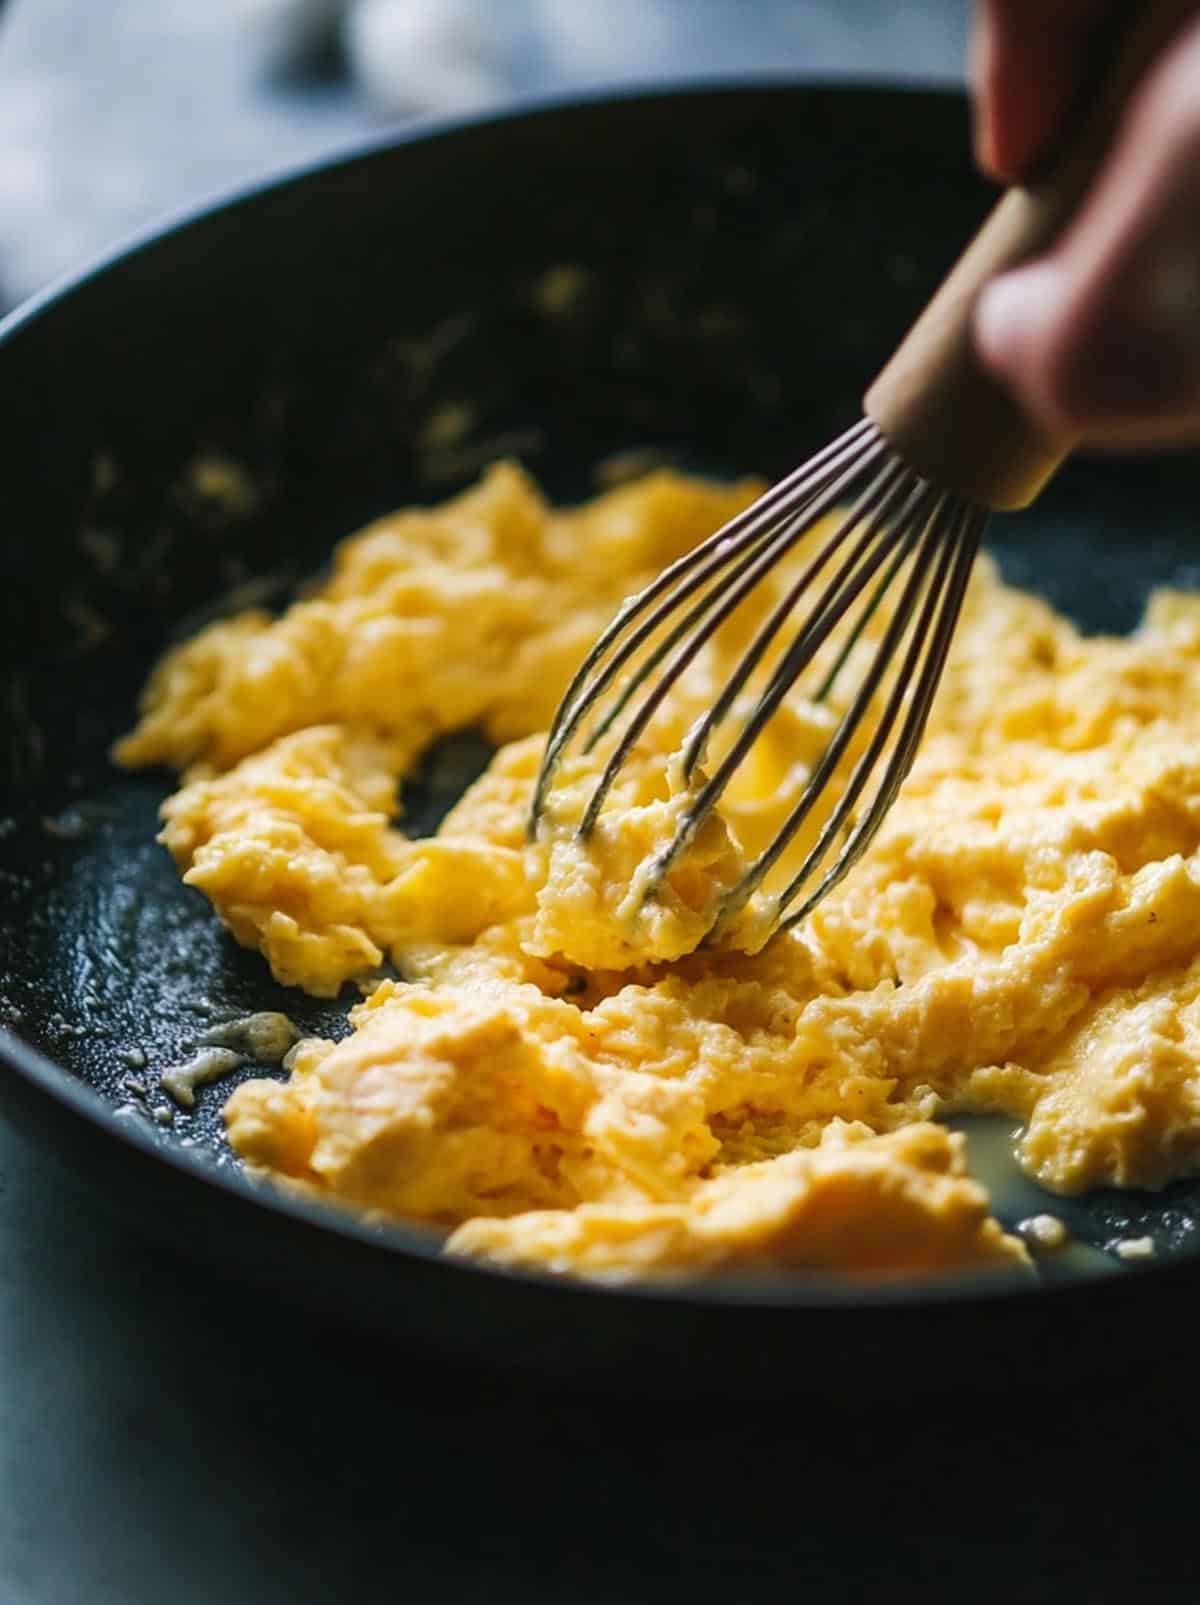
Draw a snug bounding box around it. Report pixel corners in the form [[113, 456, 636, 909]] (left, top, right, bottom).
[[970, 0, 1200, 447]]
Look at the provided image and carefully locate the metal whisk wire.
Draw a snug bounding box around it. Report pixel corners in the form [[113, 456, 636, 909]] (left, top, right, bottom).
[[528, 420, 986, 936], [736, 496, 983, 933], [529, 418, 881, 822], [523, 7, 1196, 940]]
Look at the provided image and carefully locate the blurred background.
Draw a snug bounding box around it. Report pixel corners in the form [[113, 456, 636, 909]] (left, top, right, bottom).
[[0, 0, 970, 312]]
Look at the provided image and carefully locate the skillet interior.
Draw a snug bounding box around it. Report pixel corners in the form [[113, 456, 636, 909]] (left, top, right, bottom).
[[3, 82, 1200, 1389]]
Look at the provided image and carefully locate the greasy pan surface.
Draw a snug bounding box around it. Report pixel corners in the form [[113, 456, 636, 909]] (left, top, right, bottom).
[[3, 82, 1200, 1392]]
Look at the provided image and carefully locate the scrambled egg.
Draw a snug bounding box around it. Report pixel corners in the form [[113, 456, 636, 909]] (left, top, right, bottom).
[[116, 463, 1200, 1282]]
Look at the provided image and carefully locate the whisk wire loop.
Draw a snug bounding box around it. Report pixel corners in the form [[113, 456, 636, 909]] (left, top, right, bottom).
[[643, 471, 942, 882], [777, 500, 984, 928], [574, 426, 895, 839], [577, 450, 890, 761], [528, 419, 987, 942], [708, 490, 953, 926], [528, 418, 881, 828], [676, 451, 917, 781]]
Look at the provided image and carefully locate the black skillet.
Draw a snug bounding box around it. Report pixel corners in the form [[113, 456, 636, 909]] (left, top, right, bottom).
[[4, 81, 1200, 1395]]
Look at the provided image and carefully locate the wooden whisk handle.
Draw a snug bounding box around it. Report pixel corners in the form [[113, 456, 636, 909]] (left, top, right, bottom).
[[865, 0, 1198, 511]]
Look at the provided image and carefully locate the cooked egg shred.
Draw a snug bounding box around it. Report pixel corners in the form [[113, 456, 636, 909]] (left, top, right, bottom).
[[116, 463, 1200, 1282]]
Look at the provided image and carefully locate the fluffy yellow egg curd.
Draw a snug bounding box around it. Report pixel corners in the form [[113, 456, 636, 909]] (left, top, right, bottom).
[[116, 463, 1200, 1284]]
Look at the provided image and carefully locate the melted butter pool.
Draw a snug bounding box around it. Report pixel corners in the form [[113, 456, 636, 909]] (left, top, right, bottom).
[[948, 1116, 1114, 1282]]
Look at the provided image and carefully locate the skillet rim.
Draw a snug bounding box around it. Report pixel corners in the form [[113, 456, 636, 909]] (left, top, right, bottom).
[[0, 72, 1175, 1318]]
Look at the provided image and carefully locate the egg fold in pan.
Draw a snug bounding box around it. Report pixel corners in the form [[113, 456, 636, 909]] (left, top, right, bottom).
[[117, 464, 1200, 1281]]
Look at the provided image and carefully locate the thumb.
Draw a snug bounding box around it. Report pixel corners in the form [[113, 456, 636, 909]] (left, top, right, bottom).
[[976, 244, 1200, 449], [974, 14, 1200, 448]]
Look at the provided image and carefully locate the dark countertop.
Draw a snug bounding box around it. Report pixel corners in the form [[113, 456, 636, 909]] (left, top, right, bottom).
[[5, 3, 1197, 1600], [6, 1118, 1199, 1604]]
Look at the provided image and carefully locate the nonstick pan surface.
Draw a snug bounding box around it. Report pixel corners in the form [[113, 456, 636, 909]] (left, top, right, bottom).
[[4, 81, 1200, 1394]]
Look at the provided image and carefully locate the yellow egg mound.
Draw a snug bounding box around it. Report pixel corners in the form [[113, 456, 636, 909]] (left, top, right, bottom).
[[525, 748, 754, 969], [450, 1122, 1024, 1280], [116, 462, 1200, 1282]]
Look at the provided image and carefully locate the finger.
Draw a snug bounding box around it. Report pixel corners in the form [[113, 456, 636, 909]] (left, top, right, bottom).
[[975, 13, 1200, 447], [971, 0, 1117, 183]]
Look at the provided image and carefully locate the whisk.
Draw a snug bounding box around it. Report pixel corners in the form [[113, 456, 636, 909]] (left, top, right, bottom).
[[530, 1, 1192, 938]]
